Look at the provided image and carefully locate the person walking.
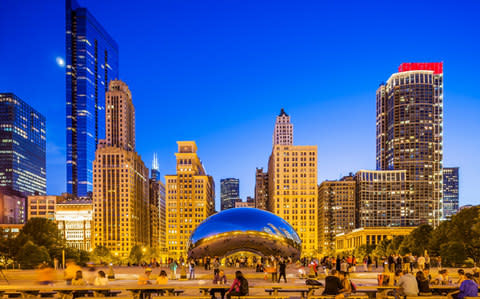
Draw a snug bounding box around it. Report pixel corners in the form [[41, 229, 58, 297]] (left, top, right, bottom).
[[278, 259, 287, 283]]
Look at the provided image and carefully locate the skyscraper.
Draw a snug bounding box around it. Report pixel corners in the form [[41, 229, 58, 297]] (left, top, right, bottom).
[[254, 168, 268, 210], [149, 154, 166, 251], [273, 108, 293, 146], [92, 80, 149, 257], [268, 110, 318, 256], [318, 175, 356, 255], [220, 178, 240, 210], [376, 63, 443, 226], [355, 170, 408, 227], [443, 167, 459, 218], [66, 0, 119, 197], [0, 93, 46, 196], [165, 141, 215, 258]]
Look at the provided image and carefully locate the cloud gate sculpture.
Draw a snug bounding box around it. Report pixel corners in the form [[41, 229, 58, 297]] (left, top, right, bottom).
[[187, 208, 301, 259]]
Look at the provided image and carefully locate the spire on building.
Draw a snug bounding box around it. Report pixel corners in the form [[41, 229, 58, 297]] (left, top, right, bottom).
[[152, 152, 159, 171], [279, 108, 288, 117]]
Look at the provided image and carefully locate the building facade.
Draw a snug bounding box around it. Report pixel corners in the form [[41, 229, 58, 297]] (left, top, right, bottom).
[[27, 195, 62, 221], [318, 175, 356, 255], [220, 178, 240, 210], [56, 200, 93, 251], [254, 168, 268, 210], [0, 93, 46, 196], [235, 197, 255, 208], [92, 80, 150, 257], [355, 170, 408, 227], [376, 63, 443, 226], [443, 167, 459, 218], [335, 227, 414, 254], [165, 141, 215, 259], [268, 144, 318, 257], [66, 0, 119, 197], [273, 108, 293, 146], [0, 190, 26, 224]]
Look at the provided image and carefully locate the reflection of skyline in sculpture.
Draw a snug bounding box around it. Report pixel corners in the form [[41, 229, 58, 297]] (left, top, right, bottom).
[[188, 208, 301, 259]]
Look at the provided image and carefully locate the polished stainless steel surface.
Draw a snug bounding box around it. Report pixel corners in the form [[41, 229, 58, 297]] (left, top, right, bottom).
[[188, 207, 301, 259]]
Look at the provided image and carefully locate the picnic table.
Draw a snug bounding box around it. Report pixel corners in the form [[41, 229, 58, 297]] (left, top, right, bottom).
[[356, 285, 399, 299]]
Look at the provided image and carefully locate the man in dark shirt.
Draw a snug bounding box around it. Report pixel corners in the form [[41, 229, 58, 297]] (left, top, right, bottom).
[[278, 259, 287, 283], [323, 270, 344, 295]]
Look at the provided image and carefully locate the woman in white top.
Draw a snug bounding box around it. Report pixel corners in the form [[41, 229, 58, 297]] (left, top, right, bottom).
[[94, 270, 109, 286]]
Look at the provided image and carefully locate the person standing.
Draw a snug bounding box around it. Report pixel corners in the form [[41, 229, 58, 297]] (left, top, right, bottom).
[[189, 259, 196, 280], [169, 259, 178, 280], [417, 256, 426, 271], [278, 259, 287, 283]]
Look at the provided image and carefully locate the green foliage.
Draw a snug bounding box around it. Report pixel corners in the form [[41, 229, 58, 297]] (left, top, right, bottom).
[[399, 224, 433, 256], [439, 242, 467, 266], [16, 218, 64, 259], [354, 244, 375, 258], [372, 238, 391, 258], [129, 245, 144, 264], [371, 206, 480, 267], [65, 247, 90, 266], [91, 246, 113, 264], [16, 241, 51, 269]]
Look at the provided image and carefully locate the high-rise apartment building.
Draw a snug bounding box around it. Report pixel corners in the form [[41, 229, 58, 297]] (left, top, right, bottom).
[[92, 80, 149, 257], [273, 108, 293, 146], [318, 175, 356, 255], [376, 63, 443, 226], [165, 141, 215, 259], [0, 93, 46, 196], [355, 170, 408, 227], [254, 168, 268, 210], [66, 0, 119, 197], [220, 178, 240, 210], [443, 167, 459, 218], [268, 144, 318, 257]]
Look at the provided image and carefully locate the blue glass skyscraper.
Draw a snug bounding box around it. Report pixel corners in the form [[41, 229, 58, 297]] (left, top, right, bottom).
[[443, 167, 459, 218], [66, 0, 119, 196], [0, 93, 46, 196]]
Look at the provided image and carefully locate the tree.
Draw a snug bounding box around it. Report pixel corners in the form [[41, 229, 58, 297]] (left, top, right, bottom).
[[372, 239, 392, 258], [91, 246, 113, 264], [354, 244, 375, 258], [129, 245, 144, 265], [16, 218, 64, 259], [399, 224, 433, 256], [16, 241, 51, 269], [387, 236, 405, 255], [439, 242, 467, 266]]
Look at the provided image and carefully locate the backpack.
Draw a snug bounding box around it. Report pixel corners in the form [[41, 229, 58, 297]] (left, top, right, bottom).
[[306, 279, 323, 286], [240, 278, 249, 295]]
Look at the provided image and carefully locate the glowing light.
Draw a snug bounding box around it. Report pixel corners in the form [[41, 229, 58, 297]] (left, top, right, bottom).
[[56, 57, 65, 67]]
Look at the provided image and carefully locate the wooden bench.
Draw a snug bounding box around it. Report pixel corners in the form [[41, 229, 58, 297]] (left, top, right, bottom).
[[265, 288, 310, 299], [228, 296, 289, 299], [5, 293, 21, 298], [39, 291, 57, 297], [406, 297, 448, 299]]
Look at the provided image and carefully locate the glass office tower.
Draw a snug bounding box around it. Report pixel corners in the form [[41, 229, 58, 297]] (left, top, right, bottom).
[[66, 0, 119, 196], [220, 178, 240, 210], [0, 93, 46, 195], [443, 167, 459, 218]]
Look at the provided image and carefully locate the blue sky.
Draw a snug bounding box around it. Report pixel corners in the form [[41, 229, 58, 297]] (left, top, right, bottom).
[[0, 0, 479, 209]]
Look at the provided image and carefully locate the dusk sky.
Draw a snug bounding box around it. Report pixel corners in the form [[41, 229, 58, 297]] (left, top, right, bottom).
[[1, 0, 479, 209]]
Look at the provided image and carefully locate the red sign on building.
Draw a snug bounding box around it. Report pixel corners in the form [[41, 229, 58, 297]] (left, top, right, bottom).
[[398, 62, 443, 74]]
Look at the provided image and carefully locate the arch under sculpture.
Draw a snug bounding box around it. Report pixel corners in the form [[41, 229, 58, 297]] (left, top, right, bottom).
[[187, 208, 301, 259]]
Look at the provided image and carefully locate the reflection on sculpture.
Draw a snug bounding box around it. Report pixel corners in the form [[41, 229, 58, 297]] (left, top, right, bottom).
[[188, 208, 301, 259]]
